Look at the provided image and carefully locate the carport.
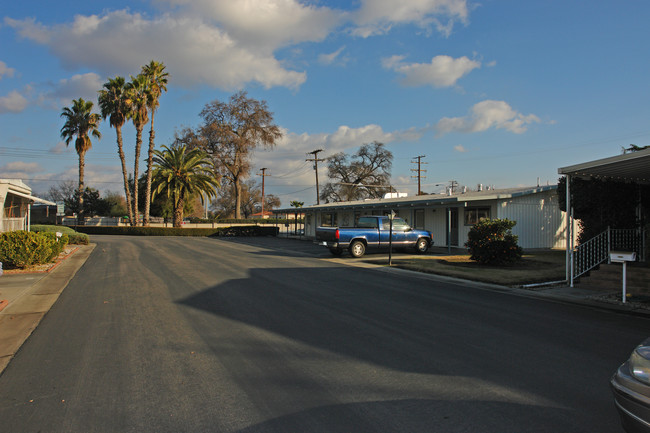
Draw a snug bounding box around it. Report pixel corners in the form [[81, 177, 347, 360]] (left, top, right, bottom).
[[558, 147, 650, 286]]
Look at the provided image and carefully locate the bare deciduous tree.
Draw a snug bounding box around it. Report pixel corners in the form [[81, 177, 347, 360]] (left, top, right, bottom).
[[321, 141, 393, 203], [196, 91, 282, 219]]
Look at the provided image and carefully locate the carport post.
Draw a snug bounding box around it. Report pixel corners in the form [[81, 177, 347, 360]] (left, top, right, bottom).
[[565, 175, 573, 287], [447, 208, 452, 255]]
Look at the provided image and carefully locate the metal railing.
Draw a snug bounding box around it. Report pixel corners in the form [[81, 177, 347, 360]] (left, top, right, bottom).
[[572, 227, 645, 280]]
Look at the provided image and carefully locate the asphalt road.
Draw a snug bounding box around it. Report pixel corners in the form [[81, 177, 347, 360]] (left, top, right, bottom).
[[1, 235, 649, 432]]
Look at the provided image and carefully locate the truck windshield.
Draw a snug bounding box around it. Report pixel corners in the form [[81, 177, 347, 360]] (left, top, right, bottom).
[[356, 217, 378, 229]]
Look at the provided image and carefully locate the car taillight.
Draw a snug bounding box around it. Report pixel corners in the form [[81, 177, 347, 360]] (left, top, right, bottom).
[[335, 229, 339, 240]]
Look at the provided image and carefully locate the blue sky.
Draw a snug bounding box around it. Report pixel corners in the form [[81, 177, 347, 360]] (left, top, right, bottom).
[[1, 0, 649, 207]]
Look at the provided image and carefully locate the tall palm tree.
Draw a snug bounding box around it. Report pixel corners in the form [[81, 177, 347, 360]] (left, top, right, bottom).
[[125, 74, 149, 225], [98, 76, 135, 224], [60, 98, 101, 225], [141, 61, 169, 226], [152, 145, 219, 227]]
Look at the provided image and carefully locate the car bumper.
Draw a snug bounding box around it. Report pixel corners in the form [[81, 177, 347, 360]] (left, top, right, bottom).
[[611, 361, 650, 432]]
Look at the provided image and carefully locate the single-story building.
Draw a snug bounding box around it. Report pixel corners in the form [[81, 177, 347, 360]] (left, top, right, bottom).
[[274, 184, 574, 250], [1, 179, 56, 233]]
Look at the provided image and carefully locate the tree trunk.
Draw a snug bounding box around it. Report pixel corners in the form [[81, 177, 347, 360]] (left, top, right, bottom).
[[133, 124, 143, 226], [173, 192, 184, 228], [143, 111, 156, 226], [116, 125, 134, 225], [77, 150, 85, 225], [234, 176, 242, 219]]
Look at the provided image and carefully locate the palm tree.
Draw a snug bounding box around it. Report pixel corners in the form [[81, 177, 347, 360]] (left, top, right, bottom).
[[60, 98, 101, 225], [98, 76, 135, 224], [125, 74, 149, 225], [141, 61, 169, 226], [152, 145, 219, 227]]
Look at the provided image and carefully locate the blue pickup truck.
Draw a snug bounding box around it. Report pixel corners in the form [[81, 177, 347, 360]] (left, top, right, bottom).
[[315, 215, 433, 257]]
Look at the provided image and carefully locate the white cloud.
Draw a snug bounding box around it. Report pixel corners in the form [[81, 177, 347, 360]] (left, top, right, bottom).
[[5, 11, 307, 90], [39, 72, 103, 108], [253, 124, 424, 189], [435, 100, 541, 136], [0, 161, 43, 174], [0, 90, 29, 113], [383, 54, 480, 88], [278, 124, 422, 155], [0, 61, 16, 79], [454, 144, 467, 152], [158, 0, 343, 50], [49, 141, 71, 155], [318, 46, 347, 66], [352, 0, 469, 37]]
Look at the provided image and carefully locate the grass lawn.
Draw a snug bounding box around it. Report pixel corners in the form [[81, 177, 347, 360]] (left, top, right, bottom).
[[368, 250, 566, 287]]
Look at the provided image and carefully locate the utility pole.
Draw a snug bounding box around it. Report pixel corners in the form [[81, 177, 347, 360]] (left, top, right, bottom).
[[449, 180, 459, 194], [258, 167, 269, 217], [411, 155, 427, 195], [306, 149, 325, 205]]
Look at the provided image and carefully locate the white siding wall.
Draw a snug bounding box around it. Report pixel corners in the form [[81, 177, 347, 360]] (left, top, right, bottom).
[[496, 191, 566, 249]]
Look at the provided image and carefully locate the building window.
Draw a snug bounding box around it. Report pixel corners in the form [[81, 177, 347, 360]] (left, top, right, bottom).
[[464, 207, 490, 225], [321, 212, 338, 227], [414, 209, 425, 229]]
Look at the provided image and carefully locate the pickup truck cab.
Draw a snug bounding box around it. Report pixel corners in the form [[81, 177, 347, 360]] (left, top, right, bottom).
[[316, 215, 433, 257]]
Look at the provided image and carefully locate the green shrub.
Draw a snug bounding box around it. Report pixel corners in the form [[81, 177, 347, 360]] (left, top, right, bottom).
[[465, 219, 523, 265], [68, 233, 89, 245], [31, 224, 76, 234], [0, 230, 66, 268], [40, 232, 69, 261], [32, 224, 89, 244]]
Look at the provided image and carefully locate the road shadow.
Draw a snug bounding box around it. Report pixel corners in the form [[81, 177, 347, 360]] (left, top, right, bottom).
[[233, 398, 586, 433], [172, 260, 624, 431]]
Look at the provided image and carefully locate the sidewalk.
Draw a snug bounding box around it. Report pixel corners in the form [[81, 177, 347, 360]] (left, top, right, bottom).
[[0, 244, 95, 374]]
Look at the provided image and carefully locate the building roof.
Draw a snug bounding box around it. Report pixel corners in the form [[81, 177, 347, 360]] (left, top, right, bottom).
[[558, 148, 650, 184], [1, 179, 56, 205], [273, 185, 557, 214]]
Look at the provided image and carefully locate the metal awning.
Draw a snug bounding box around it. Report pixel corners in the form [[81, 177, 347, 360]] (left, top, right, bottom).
[[7, 189, 56, 205], [558, 148, 650, 184]]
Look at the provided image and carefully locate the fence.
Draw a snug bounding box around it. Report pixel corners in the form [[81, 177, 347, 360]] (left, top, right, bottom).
[[1, 217, 26, 232]]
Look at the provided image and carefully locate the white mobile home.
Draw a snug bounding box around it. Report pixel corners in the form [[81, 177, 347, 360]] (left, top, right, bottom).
[[278, 185, 572, 250], [1, 179, 56, 233]]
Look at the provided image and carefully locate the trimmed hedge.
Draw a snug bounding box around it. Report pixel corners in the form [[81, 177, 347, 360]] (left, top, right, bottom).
[[73, 225, 279, 237], [465, 218, 523, 265], [187, 217, 303, 224], [31, 224, 90, 245], [0, 230, 69, 269]]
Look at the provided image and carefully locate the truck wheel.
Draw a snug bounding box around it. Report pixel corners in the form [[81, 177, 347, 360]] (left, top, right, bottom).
[[329, 248, 343, 256], [415, 238, 429, 254], [350, 240, 366, 258]]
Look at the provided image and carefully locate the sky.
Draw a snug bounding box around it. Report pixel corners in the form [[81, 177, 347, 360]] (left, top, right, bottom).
[[1, 0, 650, 208]]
